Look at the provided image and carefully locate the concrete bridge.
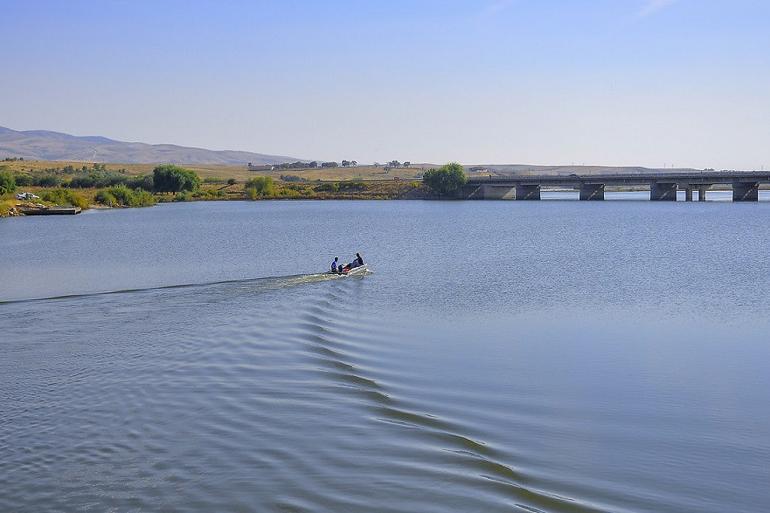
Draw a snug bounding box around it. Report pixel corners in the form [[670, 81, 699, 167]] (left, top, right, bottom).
[[463, 172, 770, 201]]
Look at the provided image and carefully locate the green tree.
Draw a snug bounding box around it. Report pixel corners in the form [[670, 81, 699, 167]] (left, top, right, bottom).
[[152, 165, 200, 193], [0, 171, 16, 195], [245, 176, 275, 198], [423, 162, 467, 197]]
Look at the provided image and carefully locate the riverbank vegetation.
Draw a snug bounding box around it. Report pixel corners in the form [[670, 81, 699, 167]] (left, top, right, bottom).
[[423, 162, 467, 197], [95, 186, 156, 207], [245, 176, 275, 199], [0, 160, 433, 217], [0, 170, 17, 195], [39, 189, 90, 209]]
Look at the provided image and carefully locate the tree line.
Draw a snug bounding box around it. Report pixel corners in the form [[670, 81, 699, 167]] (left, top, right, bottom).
[[2, 164, 203, 194]]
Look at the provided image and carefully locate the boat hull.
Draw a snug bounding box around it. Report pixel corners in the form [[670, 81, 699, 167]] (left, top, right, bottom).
[[19, 206, 82, 216], [328, 264, 370, 276]]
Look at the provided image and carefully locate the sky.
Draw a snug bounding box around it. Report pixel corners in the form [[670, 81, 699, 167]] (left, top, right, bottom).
[[1, 0, 769, 169]]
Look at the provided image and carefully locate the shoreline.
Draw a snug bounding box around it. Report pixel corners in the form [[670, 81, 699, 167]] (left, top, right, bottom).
[[0, 183, 433, 218], [3, 186, 754, 219], [0, 157, 757, 219]]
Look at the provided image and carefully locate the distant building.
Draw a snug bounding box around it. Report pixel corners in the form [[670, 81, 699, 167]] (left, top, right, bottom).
[[247, 163, 275, 172]]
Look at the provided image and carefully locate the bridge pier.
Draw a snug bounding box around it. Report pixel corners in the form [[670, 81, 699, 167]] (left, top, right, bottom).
[[733, 182, 759, 202], [650, 182, 677, 201], [479, 185, 515, 199], [515, 184, 540, 200], [579, 183, 605, 201], [464, 173, 769, 202]]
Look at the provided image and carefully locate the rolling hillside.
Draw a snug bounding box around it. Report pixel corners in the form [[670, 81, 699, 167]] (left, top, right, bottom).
[[0, 126, 302, 165]]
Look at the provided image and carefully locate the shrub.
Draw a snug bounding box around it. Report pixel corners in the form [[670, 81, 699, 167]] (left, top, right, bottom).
[[279, 188, 301, 198], [126, 174, 153, 191], [36, 175, 62, 187], [174, 191, 192, 202], [280, 174, 308, 183], [245, 176, 275, 198], [68, 175, 97, 188], [95, 190, 118, 207], [314, 182, 340, 193], [227, 178, 237, 186], [107, 185, 132, 205], [97, 185, 156, 207], [338, 180, 366, 191], [68, 170, 130, 188], [152, 165, 200, 193], [196, 189, 225, 199], [130, 189, 156, 207], [0, 171, 16, 195], [14, 174, 32, 187], [40, 189, 89, 209], [423, 162, 467, 197]]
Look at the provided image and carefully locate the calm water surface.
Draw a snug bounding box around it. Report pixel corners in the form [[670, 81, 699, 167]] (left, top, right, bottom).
[[2, 198, 769, 512]]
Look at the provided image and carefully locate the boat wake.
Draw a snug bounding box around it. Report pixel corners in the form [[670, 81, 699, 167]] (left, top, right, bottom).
[[0, 269, 372, 305]]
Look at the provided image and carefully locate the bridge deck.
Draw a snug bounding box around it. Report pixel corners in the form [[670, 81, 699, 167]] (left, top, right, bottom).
[[467, 172, 770, 186]]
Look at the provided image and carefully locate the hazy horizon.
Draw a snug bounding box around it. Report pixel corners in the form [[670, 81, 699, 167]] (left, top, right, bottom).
[[2, 0, 769, 169]]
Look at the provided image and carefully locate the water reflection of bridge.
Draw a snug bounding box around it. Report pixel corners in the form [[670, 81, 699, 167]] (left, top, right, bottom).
[[464, 172, 770, 201]]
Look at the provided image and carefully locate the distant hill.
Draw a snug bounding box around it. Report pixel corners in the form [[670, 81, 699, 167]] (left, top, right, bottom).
[[0, 126, 302, 165]]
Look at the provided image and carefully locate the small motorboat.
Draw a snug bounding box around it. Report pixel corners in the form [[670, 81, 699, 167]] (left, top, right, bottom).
[[19, 205, 81, 215], [329, 264, 370, 276], [345, 264, 370, 276]]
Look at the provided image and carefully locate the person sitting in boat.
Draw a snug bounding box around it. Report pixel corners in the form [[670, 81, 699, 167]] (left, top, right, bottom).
[[331, 257, 339, 273], [348, 253, 364, 269]]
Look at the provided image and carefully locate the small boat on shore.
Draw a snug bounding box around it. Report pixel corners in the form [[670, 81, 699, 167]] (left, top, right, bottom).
[[19, 205, 82, 216]]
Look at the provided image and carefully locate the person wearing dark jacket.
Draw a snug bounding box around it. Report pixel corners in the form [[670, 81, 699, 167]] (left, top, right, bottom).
[[355, 253, 364, 266], [331, 257, 339, 273]]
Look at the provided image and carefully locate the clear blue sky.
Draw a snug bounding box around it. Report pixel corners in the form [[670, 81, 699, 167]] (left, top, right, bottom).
[[1, 0, 769, 168]]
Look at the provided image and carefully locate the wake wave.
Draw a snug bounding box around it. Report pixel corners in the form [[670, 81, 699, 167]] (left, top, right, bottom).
[[0, 271, 366, 305], [291, 287, 604, 513]]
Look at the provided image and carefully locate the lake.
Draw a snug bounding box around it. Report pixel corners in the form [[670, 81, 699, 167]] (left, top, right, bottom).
[[2, 198, 769, 512]]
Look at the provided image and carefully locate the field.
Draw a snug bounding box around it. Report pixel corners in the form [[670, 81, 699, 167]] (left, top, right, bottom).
[[1, 160, 429, 182]]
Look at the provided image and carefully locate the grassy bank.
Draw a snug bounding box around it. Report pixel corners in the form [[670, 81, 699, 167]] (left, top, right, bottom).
[[1, 179, 430, 217]]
